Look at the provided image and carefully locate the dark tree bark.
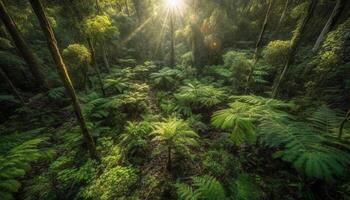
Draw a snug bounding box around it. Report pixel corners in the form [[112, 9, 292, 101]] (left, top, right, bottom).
[[312, 0, 347, 52], [29, 0, 98, 160], [167, 146, 172, 171], [87, 38, 106, 96], [245, 0, 274, 94], [0, 66, 25, 104], [0, 0, 48, 91], [272, 0, 317, 98]]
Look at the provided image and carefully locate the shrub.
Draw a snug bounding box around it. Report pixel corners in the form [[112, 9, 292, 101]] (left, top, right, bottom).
[[263, 40, 290, 66], [81, 166, 138, 200]]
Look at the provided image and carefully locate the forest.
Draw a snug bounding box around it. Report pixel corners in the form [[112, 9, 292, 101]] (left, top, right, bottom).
[[0, 0, 349, 199]]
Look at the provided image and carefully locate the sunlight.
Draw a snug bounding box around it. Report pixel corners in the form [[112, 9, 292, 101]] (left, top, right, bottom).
[[165, 0, 183, 9]]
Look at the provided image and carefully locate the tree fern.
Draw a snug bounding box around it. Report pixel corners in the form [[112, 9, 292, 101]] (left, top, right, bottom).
[[259, 106, 350, 181], [175, 82, 227, 109], [0, 138, 47, 200], [211, 95, 293, 145], [176, 176, 227, 200]]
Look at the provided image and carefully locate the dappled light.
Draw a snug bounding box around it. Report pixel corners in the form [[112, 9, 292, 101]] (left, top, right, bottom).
[[0, 0, 350, 199]]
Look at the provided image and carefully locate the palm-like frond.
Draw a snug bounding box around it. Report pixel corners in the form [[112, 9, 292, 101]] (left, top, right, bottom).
[[259, 108, 350, 182], [211, 96, 293, 145], [176, 176, 227, 200], [151, 118, 199, 156], [0, 138, 47, 200], [175, 82, 227, 109]]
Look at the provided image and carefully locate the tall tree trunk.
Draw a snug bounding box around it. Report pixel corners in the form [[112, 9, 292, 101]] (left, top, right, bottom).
[[191, 22, 208, 68], [312, 0, 347, 52], [0, 0, 48, 91], [245, 0, 274, 94], [101, 40, 111, 72], [124, 0, 130, 16], [0, 66, 25, 104], [170, 10, 175, 67], [29, 0, 98, 160], [167, 146, 172, 171], [272, 0, 317, 98], [87, 38, 106, 96], [273, 0, 290, 37]]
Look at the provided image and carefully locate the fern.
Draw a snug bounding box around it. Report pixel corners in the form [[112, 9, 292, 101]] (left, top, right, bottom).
[[0, 95, 19, 104], [175, 82, 227, 109], [259, 106, 350, 182], [230, 174, 263, 200], [176, 176, 227, 200], [47, 87, 66, 101], [211, 95, 292, 145], [0, 138, 47, 200]]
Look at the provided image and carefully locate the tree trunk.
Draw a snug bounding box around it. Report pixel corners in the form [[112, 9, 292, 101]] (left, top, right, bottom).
[[167, 146, 172, 171], [0, 0, 48, 91], [124, 0, 130, 16], [29, 0, 98, 160], [312, 0, 347, 52], [245, 0, 274, 94], [273, 0, 290, 37], [170, 10, 175, 67], [0, 66, 25, 104], [101, 40, 111, 72], [272, 0, 317, 98], [87, 38, 106, 96]]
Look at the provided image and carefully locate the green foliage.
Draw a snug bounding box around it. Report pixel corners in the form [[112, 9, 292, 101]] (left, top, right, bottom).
[[0, 138, 47, 200], [263, 40, 290, 66], [230, 174, 263, 200], [175, 82, 227, 110], [176, 176, 227, 200], [259, 106, 350, 182], [119, 121, 152, 160], [0, 95, 19, 104], [62, 44, 91, 66], [47, 86, 66, 101], [211, 95, 293, 145], [223, 51, 252, 92], [83, 15, 112, 37], [0, 37, 13, 50], [152, 117, 199, 160], [0, 51, 24, 66], [104, 76, 130, 94], [202, 150, 237, 177], [150, 67, 183, 90], [81, 166, 138, 200]]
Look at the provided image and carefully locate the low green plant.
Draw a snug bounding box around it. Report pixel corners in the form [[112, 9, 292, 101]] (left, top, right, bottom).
[[176, 175, 227, 200], [0, 138, 48, 200], [152, 117, 199, 170]]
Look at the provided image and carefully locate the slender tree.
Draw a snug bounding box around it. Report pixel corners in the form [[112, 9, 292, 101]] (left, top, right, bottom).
[[0, 0, 48, 91], [87, 38, 106, 96], [272, 0, 317, 98], [0, 66, 25, 104], [273, 0, 290, 37], [312, 0, 347, 52], [245, 0, 274, 94], [29, 0, 98, 160]]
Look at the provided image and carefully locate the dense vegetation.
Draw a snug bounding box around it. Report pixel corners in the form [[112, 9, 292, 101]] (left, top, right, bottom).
[[0, 0, 349, 199]]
